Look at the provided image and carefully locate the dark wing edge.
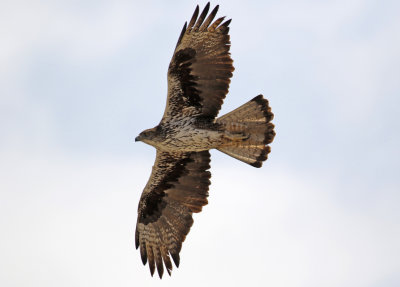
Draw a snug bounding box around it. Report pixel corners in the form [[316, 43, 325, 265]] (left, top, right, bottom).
[[135, 150, 211, 278], [163, 3, 234, 122]]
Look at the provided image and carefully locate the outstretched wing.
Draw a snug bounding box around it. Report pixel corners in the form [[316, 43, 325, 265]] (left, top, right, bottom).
[[135, 150, 211, 278], [162, 3, 234, 122]]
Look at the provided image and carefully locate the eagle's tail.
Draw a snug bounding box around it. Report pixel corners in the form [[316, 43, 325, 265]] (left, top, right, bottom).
[[216, 95, 275, 168]]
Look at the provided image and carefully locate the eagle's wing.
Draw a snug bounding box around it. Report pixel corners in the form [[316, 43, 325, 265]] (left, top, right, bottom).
[[162, 3, 234, 122], [135, 150, 211, 278]]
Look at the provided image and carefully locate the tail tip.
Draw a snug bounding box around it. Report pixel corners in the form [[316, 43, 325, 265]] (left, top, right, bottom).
[[250, 161, 263, 168], [264, 125, 276, 144], [251, 94, 274, 121], [249, 146, 271, 168]]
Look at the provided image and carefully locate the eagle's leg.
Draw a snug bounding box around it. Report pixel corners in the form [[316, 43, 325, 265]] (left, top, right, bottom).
[[222, 131, 249, 141]]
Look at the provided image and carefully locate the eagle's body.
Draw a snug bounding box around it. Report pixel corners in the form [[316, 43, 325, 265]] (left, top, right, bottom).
[[138, 119, 224, 152], [135, 3, 275, 278]]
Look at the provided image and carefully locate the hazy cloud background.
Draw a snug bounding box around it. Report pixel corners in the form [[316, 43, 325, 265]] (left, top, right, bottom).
[[1, 0, 399, 286]]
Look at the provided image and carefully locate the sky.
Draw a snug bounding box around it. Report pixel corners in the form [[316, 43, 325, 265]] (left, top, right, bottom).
[[1, 0, 400, 286]]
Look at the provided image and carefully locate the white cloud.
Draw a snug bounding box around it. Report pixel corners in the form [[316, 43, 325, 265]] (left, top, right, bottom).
[[0, 1, 158, 65], [226, 0, 400, 124], [0, 1, 163, 152], [0, 152, 398, 286]]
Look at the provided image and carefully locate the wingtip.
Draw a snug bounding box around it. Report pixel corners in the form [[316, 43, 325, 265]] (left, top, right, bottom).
[[204, 2, 210, 14], [171, 252, 180, 268], [157, 268, 164, 279], [150, 265, 155, 277], [223, 18, 232, 27], [135, 228, 139, 249], [194, 2, 211, 31], [188, 5, 200, 30]]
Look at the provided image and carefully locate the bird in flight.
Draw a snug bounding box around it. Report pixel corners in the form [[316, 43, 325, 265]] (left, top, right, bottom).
[[134, 3, 275, 278]]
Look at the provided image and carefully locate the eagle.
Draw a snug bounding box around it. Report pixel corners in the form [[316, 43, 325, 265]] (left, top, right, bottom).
[[134, 3, 275, 278]]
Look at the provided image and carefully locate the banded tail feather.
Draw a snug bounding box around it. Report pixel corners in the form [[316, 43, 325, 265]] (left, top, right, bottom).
[[216, 95, 275, 167]]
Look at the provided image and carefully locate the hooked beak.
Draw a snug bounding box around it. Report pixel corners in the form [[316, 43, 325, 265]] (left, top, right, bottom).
[[135, 135, 141, 142]]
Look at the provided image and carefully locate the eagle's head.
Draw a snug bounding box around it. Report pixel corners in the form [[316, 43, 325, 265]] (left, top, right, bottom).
[[135, 127, 162, 147]]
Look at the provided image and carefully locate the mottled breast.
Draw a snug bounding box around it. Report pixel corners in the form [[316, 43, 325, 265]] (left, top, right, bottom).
[[159, 119, 223, 152]]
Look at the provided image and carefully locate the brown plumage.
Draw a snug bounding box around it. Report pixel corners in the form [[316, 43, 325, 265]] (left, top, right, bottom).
[[135, 3, 275, 278]]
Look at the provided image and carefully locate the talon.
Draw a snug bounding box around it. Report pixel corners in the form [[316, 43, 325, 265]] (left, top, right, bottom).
[[224, 131, 249, 141]]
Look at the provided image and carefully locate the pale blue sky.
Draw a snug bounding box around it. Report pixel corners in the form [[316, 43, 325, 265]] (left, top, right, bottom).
[[1, 1, 399, 286]]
